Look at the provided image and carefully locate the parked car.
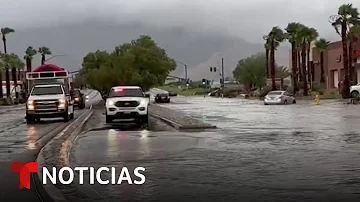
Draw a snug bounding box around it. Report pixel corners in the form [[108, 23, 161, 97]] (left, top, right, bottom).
[[264, 90, 296, 105], [155, 93, 170, 103], [73, 89, 86, 109], [350, 84, 360, 98]]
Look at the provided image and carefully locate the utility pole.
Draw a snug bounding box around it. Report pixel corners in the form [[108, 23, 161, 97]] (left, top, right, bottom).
[[221, 57, 224, 96], [175, 60, 188, 84]]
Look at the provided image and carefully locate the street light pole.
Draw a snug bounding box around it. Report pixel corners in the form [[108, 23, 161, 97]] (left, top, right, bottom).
[[176, 60, 188, 83]]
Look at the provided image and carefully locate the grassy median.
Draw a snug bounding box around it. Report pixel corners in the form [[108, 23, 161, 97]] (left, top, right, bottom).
[[158, 85, 207, 96]]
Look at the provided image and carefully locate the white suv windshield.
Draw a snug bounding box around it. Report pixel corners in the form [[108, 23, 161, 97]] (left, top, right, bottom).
[[31, 86, 63, 96]]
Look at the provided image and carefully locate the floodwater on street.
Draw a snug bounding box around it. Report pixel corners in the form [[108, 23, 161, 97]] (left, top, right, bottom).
[[68, 97, 360, 202], [0, 90, 101, 161]]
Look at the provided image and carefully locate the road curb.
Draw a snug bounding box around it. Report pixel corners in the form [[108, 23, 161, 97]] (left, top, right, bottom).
[[36, 109, 94, 202], [149, 112, 217, 130], [149, 113, 181, 129]]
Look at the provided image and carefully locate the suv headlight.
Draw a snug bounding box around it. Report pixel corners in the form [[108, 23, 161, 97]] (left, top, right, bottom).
[[59, 99, 66, 104], [107, 100, 114, 106], [27, 100, 34, 110], [140, 100, 147, 105]]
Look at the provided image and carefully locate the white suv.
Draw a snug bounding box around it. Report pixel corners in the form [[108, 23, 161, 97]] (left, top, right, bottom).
[[105, 86, 150, 124], [350, 84, 360, 98]]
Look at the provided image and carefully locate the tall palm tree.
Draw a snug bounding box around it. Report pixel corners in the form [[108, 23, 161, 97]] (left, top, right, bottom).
[[264, 40, 270, 78], [297, 24, 311, 96], [263, 26, 285, 90], [0, 53, 24, 99], [8, 53, 24, 100], [285, 22, 302, 94], [276, 66, 291, 90], [315, 38, 331, 84], [296, 40, 303, 82], [38, 46, 52, 65], [330, 3, 360, 98], [348, 25, 360, 83], [305, 27, 319, 84], [1, 27, 15, 98], [24, 46, 37, 72]]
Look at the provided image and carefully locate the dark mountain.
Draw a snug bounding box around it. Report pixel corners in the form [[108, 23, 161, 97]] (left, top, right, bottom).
[[8, 20, 289, 80]]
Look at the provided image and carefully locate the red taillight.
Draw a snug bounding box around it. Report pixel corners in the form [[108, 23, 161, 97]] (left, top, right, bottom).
[[75, 98, 79, 101], [55, 71, 67, 77], [114, 88, 123, 92]]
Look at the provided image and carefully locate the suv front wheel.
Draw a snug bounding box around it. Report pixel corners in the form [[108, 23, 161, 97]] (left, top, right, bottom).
[[63, 111, 70, 122]]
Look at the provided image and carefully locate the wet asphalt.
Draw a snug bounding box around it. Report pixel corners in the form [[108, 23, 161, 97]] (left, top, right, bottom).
[[0, 90, 101, 201], [67, 96, 360, 202]]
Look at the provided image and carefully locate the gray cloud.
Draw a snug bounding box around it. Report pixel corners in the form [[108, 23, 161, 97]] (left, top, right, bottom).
[[1, 0, 358, 43]]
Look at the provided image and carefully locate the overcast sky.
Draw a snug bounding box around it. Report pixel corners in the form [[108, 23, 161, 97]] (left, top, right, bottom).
[[1, 0, 359, 43]]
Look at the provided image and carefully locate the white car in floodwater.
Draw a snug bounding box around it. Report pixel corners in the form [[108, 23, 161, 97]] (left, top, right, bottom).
[[264, 90, 296, 105]]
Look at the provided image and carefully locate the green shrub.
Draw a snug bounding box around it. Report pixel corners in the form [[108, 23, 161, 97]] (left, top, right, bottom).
[[318, 88, 325, 95], [311, 82, 325, 92]]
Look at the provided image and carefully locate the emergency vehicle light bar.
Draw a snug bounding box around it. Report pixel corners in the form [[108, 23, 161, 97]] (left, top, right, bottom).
[[26, 70, 68, 80]]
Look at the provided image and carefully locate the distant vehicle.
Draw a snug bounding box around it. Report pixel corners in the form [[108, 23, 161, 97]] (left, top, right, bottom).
[[155, 93, 170, 103], [73, 89, 86, 109], [350, 84, 360, 98], [105, 86, 150, 125], [25, 67, 74, 123], [168, 91, 177, 96], [264, 90, 296, 105]]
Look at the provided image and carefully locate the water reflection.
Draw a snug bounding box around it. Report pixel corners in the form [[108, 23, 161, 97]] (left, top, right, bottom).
[[140, 130, 151, 157], [107, 129, 119, 157], [26, 126, 38, 150]]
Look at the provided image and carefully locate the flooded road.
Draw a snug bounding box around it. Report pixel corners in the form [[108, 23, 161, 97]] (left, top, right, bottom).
[[68, 97, 360, 202], [0, 90, 102, 201]]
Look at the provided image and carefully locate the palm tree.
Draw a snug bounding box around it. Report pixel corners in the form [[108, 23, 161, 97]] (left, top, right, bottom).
[[315, 38, 330, 84], [24, 46, 37, 72], [285, 22, 302, 94], [0, 53, 24, 99], [38, 46, 52, 65], [348, 25, 360, 83], [330, 3, 360, 98], [1, 27, 15, 98], [264, 40, 270, 78], [263, 26, 285, 90], [297, 24, 311, 96], [305, 28, 319, 84], [8, 53, 24, 100], [276, 66, 291, 90]]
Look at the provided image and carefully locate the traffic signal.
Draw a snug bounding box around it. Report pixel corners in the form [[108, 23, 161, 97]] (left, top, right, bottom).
[[202, 78, 206, 84], [210, 67, 213, 72], [220, 79, 223, 84], [213, 67, 217, 72]]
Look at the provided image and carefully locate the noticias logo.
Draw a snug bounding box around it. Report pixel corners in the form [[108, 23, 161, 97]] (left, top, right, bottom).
[[12, 162, 146, 189]]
